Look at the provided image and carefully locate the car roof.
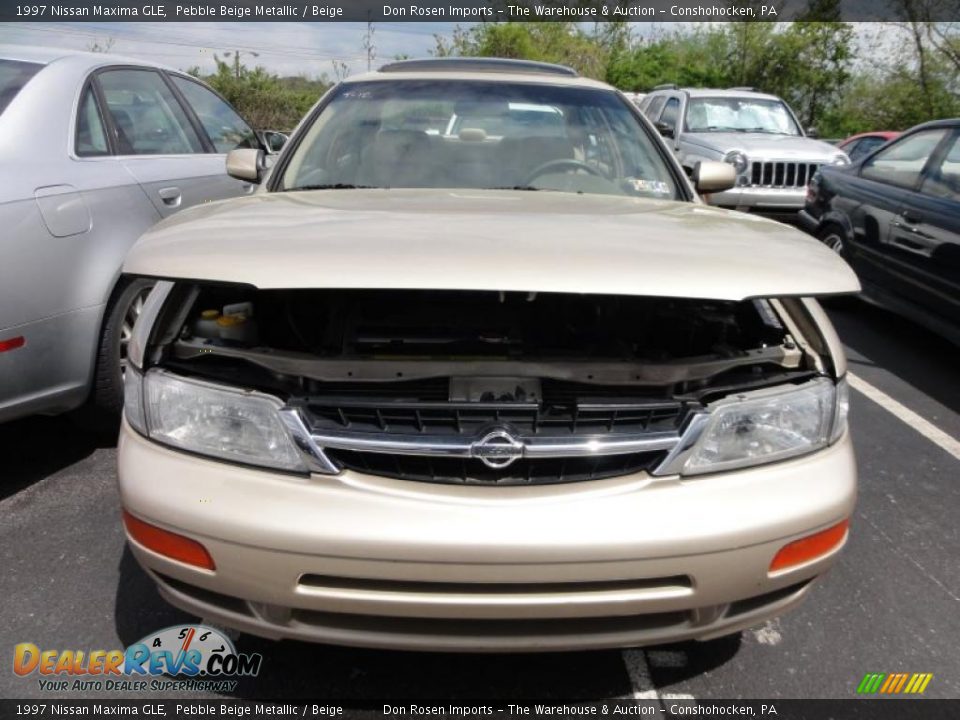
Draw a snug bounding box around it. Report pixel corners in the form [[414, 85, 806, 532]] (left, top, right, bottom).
[[347, 59, 613, 91], [680, 88, 782, 101], [905, 118, 960, 132], [0, 44, 178, 73], [841, 131, 900, 143]]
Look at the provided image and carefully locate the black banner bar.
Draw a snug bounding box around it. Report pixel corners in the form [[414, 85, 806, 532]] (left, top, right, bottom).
[[1, 699, 959, 720], [2, 0, 960, 23]]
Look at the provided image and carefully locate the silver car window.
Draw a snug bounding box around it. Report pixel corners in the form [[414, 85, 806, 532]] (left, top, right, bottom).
[[684, 97, 800, 135], [170, 75, 258, 154], [0, 59, 42, 115], [97, 69, 204, 155], [658, 97, 680, 131], [75, 85, 109, 156]]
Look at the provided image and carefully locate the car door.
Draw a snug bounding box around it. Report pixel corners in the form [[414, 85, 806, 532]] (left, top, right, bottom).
[[845, 128, 951, 293], [886, 129, 960, 323], [166, 73, 262, 200], [94, 67, 252, 218]]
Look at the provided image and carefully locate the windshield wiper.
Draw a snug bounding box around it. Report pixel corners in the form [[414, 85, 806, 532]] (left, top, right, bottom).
[[484, 186, 550, 192], [285, 183, 378, 191], [737, 128, 789, 134]]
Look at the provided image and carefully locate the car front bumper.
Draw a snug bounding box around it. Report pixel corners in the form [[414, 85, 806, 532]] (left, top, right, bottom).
[[117, 421, 856, 652], [705, 186, 808, 211]]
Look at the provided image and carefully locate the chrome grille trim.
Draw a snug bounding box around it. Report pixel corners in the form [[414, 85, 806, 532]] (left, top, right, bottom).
[[279, 406, 711, 479], [308, 427, 681, 458], [749, 160, 820, 188]]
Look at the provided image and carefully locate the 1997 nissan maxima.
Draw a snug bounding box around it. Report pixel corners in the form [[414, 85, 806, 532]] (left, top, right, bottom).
[[118, 59, 859, 652]]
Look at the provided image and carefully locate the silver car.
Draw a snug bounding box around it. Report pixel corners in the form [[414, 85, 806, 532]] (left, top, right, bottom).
[[639, 86, 849, 212], [0, 45, 262, 424]]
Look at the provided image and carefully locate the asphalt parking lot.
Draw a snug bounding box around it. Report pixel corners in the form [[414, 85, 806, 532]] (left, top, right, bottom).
[[1, 299, 958, 704]]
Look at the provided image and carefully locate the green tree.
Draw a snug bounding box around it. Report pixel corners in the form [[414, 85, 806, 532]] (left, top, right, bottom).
[[189, 57, 331, 131]]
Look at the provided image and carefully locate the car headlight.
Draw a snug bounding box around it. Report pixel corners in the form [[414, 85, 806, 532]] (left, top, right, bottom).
[[831, 153, 850, 165], [681, 377, 847, 476], [132, 369, 308, 473], [723, 150, 749, 175]]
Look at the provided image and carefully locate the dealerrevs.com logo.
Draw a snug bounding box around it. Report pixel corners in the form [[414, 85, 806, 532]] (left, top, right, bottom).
[[13, 625, 262, 693]]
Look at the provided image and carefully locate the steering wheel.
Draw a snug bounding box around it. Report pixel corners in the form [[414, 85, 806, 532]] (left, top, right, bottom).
[[523, 158, 606, 186]]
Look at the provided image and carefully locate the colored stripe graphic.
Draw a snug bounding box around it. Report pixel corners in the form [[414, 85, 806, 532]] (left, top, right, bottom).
[[857, 672, 933, 694]]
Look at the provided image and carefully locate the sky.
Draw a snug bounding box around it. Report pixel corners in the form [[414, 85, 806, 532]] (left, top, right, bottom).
[[0, 22, 459, 78], [0, 21, 897, 79]]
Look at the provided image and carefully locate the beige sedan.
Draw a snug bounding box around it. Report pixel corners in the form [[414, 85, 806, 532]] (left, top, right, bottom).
[[117, 58, 858, 652]]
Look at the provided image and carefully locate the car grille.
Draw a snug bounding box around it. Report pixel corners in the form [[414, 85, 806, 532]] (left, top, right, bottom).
[[290, 380, 692, 486], [749, 161, 819, 188], [324, 448, 668, 486], [305, 396, 686, 437]]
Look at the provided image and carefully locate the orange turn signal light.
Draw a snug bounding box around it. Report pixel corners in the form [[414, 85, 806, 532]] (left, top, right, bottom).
[[770, 519, 849, 573], [122, 510, 215, 571]]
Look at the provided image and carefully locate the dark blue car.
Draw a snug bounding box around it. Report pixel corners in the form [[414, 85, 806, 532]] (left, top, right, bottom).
[[801, 119, 960, 345]]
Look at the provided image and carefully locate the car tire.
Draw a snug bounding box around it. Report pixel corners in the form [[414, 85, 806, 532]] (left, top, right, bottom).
[[818, 224, 857, 310], [87, 278, 155, 425]]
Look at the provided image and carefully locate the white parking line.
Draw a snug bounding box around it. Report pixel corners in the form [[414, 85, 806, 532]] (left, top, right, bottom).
[[847, 372, 960, 462], [621, 649, 660, 699], [621, 649, 695, 701]]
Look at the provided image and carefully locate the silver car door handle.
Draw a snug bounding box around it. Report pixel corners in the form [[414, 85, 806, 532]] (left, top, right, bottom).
[[158, 186, 182, 208]]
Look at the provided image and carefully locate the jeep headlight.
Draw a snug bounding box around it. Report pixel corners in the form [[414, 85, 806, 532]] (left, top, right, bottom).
[[723, 150, 749, 175], [831, 153, 850, 165], [133, 369, 307, 473], [681, 378, 847, 475]]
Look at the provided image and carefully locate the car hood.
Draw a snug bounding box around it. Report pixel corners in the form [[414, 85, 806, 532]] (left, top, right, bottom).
[[124, 189, 860, 301], [684, 133, 844, 159]]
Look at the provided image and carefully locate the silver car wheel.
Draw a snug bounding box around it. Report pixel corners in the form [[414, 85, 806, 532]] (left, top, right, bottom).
[[823, 232, 845, 255]]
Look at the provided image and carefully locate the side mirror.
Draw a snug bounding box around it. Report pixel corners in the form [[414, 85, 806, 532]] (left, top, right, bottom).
[[693, 161, 736, 194], [806, 126, 819, 139], [655, 121, 675, 139], [226, 148, 265, 183]]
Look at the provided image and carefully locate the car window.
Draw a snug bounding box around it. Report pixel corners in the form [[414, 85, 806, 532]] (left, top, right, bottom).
[[658, 97, 680, 131], [861, 129, 948, 190], [75, 85, 109, 156], [644, 95, 666, 120], [281, 80, 680, 200], [920, 132, 960, 202], [849, 136, 888, 162], [97, 69, 204, 155], [170, 75, 258, 154], [0, 59, 42, 115], [684, 96, 801, 135]]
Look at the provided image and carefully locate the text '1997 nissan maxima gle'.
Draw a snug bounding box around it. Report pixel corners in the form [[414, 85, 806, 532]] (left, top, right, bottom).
[[118, 59, 859, 652]]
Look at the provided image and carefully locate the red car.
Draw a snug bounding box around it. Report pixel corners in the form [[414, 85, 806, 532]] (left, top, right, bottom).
[[837, 131, 900, 162]]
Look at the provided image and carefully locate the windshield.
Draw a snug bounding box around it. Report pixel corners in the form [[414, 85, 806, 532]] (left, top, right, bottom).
[[685, 97, 801, 135], [280, 80, 680, 199], [0, 59, 42, 116]]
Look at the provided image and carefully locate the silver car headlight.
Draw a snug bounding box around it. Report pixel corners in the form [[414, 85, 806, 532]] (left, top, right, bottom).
[[681, 377, 847, 476], [723, 150, 749, 175], [131, 369, 307, 473], [831, 153, 850, 165]]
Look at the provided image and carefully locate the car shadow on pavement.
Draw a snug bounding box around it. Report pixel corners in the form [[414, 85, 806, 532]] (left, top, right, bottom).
[[824, 299, 960, 415], [0, 414, 112, 501], [114, 547, 740, 701]]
